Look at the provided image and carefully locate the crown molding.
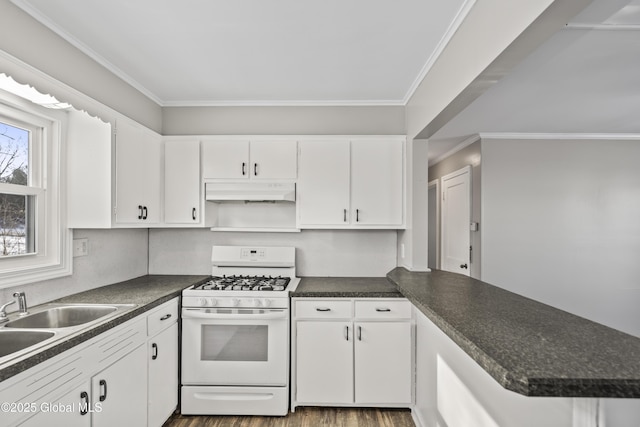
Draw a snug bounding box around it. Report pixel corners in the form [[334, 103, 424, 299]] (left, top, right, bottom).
[[478, 132, 640, 140]]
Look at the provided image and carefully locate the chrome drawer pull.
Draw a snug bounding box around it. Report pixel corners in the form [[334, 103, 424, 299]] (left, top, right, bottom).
[[315, 307, 331, 312], [160, 313, 172, 321], [375, 308, 391, 312]]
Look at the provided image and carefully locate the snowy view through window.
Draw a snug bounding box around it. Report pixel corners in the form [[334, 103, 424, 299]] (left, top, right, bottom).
[[0, 120, 30, 256]]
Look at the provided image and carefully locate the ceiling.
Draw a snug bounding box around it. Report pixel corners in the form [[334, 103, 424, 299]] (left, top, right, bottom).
[[428, 0, 640, 163], [11, 0, 470, 106]]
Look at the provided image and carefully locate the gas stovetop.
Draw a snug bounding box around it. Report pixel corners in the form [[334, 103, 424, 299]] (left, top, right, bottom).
[[193, 275, 291, 292]]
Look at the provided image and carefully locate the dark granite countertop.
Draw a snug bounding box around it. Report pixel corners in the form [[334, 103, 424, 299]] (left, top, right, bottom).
[[0, 275, 208, 383], [387, 267, 640, 398], [292, 277, 404, 298]]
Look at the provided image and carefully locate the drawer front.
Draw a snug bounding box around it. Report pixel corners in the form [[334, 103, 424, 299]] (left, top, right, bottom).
[[354, 300, 411, 319], [295, 300, 352, 319], [148, 298, 179, 336]]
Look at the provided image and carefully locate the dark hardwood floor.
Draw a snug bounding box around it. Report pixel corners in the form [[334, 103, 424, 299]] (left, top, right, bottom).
[[164, 407, 415, 427]]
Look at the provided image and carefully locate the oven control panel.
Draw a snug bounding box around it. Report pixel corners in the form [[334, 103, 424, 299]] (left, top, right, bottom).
[[240, 248, 266, 260], [182, 296, 287, 309]]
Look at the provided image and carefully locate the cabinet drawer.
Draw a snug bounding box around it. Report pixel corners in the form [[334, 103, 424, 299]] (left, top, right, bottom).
[[295, 300, 352, 319], [354, 300, 411, 319], [148, 298, 179, 336]]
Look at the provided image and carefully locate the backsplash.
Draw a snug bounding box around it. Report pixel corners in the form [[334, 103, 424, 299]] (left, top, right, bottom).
[[149, 229, 397, 277]]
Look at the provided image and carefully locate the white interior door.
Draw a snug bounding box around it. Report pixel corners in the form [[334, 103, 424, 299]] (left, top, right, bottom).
[[441, 166, 471, 276]]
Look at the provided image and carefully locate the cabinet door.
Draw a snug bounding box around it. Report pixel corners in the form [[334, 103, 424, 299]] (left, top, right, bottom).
[[249, 140, 297, 180], [295, 321, 353, 404], [350, 139, 403, 226], [164, 140, 201, 224], [115, 120, 161, 224], [297, 140, 350, 226], [354, 321, 412, 404], [92, 344, 147, 427], [202, 140, 250, 179], [148, 323, 179, 427], [19, 381, 91, 427]]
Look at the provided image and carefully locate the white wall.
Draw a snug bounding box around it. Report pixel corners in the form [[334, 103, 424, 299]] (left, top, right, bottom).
[[148, 229, 397, 277], [481, 137, 640, 338], [0, 229, 149, 313], [163, 106, 405, 136]]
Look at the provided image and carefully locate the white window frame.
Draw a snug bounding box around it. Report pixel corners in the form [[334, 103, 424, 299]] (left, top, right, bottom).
[[0, 90, 71, 288]]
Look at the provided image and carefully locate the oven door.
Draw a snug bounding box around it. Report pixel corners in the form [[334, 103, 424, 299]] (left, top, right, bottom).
[[181, 307, 288, 386]]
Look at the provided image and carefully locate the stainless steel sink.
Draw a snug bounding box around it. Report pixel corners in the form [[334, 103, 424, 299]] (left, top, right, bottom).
[[4, 305, 120, 329], [0, 330, 55, 358]]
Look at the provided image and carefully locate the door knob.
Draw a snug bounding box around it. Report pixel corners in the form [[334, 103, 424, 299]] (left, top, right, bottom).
[[460, 263, 468, 269]]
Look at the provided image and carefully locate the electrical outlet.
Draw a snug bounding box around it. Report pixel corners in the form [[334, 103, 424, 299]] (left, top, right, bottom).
[[400, 243, 405, 258], [73, 238, 88, 257]]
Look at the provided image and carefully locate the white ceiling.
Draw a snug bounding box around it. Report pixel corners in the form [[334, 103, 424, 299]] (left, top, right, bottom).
[[429, 0, 640, 163], [11, 0, 470, 106]]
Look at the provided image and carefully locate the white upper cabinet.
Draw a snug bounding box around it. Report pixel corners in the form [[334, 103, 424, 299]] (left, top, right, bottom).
[[297, 140, 350, 226], [164, 140, 202, 225], [249, 140, 298, 180], [115, 119, 162, 225], [67, 112, 162, 228], [202, 139, 297, 180], [350, 139, 404, 226], [202, 140, 249, 179], [297, 138, 404, 229]]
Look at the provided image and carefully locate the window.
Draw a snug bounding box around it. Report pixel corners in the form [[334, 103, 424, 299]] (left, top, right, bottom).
[[0, 118, 36, 256], [0, 86, 71, 288]]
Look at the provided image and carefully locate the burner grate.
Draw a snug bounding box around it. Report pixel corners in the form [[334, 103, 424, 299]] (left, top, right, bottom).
[[194, 275, 290, 291]]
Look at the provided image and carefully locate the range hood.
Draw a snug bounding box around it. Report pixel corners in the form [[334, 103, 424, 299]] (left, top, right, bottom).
[[205, 182, 296, 202]]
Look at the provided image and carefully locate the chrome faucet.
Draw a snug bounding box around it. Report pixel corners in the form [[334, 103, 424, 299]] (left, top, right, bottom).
[[0, 300, 16, 323], [13, 291, 28, 316]]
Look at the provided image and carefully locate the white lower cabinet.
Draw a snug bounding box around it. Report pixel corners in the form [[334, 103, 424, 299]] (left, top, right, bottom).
[[92, 344, 148, 427], [292, 298, 413, 410], [295, 321, 354, 403], [147, 299, 179, 427]]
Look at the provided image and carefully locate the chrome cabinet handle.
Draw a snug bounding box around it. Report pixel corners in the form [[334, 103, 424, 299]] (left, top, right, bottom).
[[242, 162, 246, 175], [151, 343, 158, 360], [375, 308, 391, 312], [344, 326, 349, 341], [356, 209, 360, 222], [138, 205, 143, 220], [192, 208, 196, 221], [343, 209, 347, 222], [357, 325, 362, 341], [254, 163, 258, 176], [143, 206, 148, 220], [460, 263, 468, 269], [160, 313, 172, 321], [315, 307, 331, 312]]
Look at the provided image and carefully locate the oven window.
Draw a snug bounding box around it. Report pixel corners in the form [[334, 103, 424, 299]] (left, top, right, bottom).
[[201, 325, 268, 361]]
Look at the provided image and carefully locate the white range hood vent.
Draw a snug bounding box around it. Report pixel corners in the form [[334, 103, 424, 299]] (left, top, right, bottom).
[[205, 182, 296, 202]]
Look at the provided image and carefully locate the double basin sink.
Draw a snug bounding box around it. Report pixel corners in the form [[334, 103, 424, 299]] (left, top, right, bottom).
[[0, 303, 135, 363]]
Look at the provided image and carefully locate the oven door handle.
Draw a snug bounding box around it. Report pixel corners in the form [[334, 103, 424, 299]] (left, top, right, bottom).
[[182, 309, 288, 320]]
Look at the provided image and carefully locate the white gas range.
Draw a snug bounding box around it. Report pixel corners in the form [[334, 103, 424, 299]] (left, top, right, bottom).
[[180, 246, 299, 416]]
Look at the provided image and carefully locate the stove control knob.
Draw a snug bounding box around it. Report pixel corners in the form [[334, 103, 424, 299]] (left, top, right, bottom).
[[254, 298, 263, 307], [198, 298, 208, 307], [263, 299, 272, 307], [208, 298, 218, 307], [232, 298, 241, 307]]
